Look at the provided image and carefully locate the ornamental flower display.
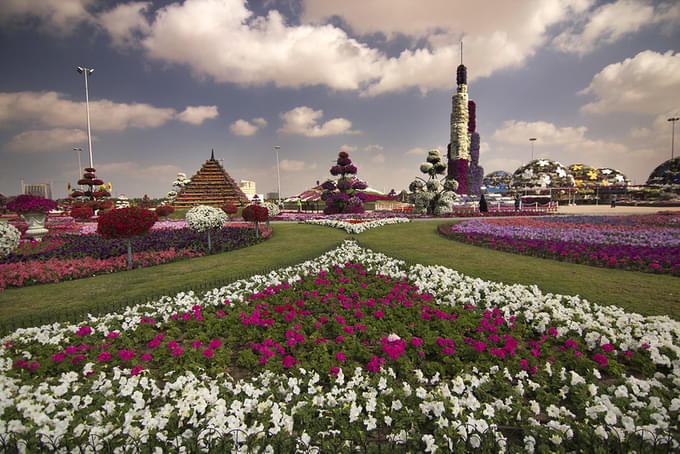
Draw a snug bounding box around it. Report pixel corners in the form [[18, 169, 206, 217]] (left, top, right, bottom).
[[186, 205, 227, 252], [6, 194, 57, 214], [409, 149, 459, 215], [221, 202, 238, 220], [70, 206, 94, 221], [242, 204, 269, 237], [0, 223, 21, 256], [511, 159, 575, 190], [647, 157, 680, 186], [70, 167, 111, 216], [483, 170, 513, 194], [567, 164, 606, 187], [154, 205, 175, 218], [262, 201, 280, 218], [321, 152, 368, 214], [97, 206, 158, 268]]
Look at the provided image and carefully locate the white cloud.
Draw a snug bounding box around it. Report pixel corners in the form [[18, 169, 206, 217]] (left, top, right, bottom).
[[278, 106, 359, 137], [492, 120, 587, 145], [405, 146, 427, 156], [339, 144, 358, 153], [483, 157, 522, 173], [141, 0, 383, 91], [480, 142, 491, 155], [364, 144, 383, 152], [0, 91, 213, 131], [229, 118, 268, 136], [554, 0, 680, 55], [7, 128, 88, 152], [371, 153, 386, 164], [580, 50, 680, 115], [96, 1, 151, 48], [280, 159, 317, 172], [176, 105, 219, 125], [94, 162, 182, 190], [0, 0, 94, 33]]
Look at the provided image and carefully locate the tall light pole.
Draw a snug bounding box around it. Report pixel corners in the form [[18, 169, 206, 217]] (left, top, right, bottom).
[[73, 147, 83, 188], [529, 137, 537, 162], [669, 117, 679, 161], [76, 66, 95, 168], [273, 146, 281, 205]]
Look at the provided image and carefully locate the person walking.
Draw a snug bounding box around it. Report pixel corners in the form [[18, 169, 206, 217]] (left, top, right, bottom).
[[514, 194, 521, 211]]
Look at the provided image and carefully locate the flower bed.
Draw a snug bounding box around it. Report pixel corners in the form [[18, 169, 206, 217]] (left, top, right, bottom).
[[1, 241, 678, 451], [439, 214, 680, 275], [0, 226, 269, 289], [302, 217, 410, 233]]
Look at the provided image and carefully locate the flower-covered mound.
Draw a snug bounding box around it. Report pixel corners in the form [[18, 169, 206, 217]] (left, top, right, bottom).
[[0, 226, 267, 289], [302, 217, 410, 233], [2, 241, 678, 452], [441, 214, 680, 275]]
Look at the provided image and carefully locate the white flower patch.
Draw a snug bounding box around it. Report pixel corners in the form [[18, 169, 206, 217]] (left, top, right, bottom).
[[0, 240, 679, 451], [301, 217, 410, 234]]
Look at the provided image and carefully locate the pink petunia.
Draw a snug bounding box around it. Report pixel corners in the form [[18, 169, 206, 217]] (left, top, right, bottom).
[[601, 344, 614, 353], [65, 346, 78, 355], [335, 336, 344, 344], [28, 362, 40, 371], [593, 353, 608, 367], [140, 354, 152, 361], [203, 349, 214, 359], [52, 352, 66, 363], [130, 366, 144, 376], [118, 349, 135, 360], [374, 310, 384, 319], [76, 326, 92, 336], [167, 341, 178, 350], [209, 339, 222, 349], [329, 367, 340, 375], [107, 332, 120, 338], [336, 352, 346, 362], [171, 348, 184, 357], [410, 337, 423, 347], [192, 340, 203, 349], [282, 355, 295, 368], [97, 352, 112, 362]]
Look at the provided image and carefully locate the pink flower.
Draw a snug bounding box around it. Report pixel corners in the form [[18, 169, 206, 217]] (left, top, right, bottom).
[[130, 366, 144, 376], [329, 367, 340, 375], [172, 348, 184, 357], [167, 341, 178, 350], [343, 326, 354, 334], [216, 309, 226, 318], [410, 337, 423, 347], [148, 339, 161, 348], [530, 348, 540, 357], [203, 349, 214, 359], [28, 362, 40, 371], [209, 339, 222, 349], [623, 351, 634, 359], [98, 352, 112, 362], [140, 354, 152, 361], [65, 346, 78, 355], [547, 328, 558, 337], [282, 355, 295, 368], [107, 332, 120, 338], [76, 326, 92, 336], [71, 355, 85, 364], [192, 340, 203, 349], [52, 352, 66, 363], [641, 343, 650, 349], [601, 344, 614, 353], [118, 349, 135, 360], [593, 353, 608, 367], [374, 310, 384, 319], [335, 336, 344, 344], [336, 352, 346, 362]]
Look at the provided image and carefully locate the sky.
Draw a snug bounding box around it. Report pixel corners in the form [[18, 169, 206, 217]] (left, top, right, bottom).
[[1, 0, 679, 200]]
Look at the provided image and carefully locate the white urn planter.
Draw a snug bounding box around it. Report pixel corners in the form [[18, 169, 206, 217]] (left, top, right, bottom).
[[22, 211, 48, 240]]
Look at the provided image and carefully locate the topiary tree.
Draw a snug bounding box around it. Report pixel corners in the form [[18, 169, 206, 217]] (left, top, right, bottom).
[[221, 202, 238, 221], [97, 206, 158, 269], [408, 149, 459, 215], [242, 204, 268, 237], [186, 205, 227, 252], [167, 172, 191, 202], [155, 205, 175, 218], [70, 167, 111, 216], [321, 152, 368, 214]]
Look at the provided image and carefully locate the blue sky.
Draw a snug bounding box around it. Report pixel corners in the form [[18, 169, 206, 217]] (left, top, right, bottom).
[[1, 0, 679, 199]]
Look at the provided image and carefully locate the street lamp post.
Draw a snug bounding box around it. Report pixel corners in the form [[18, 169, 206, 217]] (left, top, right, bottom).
[[73, 147, 83, 188], [76, 66, 95, 168], [529, 137, 537, 162], [669, 117, 679, 161], [273, 146, 281, 206]]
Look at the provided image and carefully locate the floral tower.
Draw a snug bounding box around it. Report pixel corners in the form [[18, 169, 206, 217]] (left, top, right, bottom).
[[447, 43, 483, 195]]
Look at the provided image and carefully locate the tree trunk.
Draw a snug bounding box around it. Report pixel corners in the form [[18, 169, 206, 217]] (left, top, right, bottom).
[[127, 238, 133, 269]]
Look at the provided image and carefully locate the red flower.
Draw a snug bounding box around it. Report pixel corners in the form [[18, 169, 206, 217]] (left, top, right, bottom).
[[242, 204, 269, 223], [97, 207, 158, 239]]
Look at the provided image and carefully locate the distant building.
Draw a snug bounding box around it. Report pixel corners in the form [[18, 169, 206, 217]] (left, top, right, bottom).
[[239, 180, 256, 198], [22, 182, 52, 199], [266, 192, 279, 201]]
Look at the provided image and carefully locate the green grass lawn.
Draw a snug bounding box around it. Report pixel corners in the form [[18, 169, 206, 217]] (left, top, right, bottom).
[[1, 220, 678, 334]]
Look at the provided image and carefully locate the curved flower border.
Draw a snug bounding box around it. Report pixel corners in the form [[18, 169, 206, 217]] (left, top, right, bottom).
[[301, 217, 410, 234]]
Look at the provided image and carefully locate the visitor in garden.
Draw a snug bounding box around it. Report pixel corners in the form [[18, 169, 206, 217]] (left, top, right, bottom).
[[514, 194, 521, 211], [296, 197, 302, 212], [611, 195, 616, 208], [479, 194, 488, 212]]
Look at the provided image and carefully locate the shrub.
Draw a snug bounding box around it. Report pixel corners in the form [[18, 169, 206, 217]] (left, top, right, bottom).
[[6, 194, 57, 214], [70, 206, 94, 221], [155, 205, 175, 217], [0, 223, 21, 256]]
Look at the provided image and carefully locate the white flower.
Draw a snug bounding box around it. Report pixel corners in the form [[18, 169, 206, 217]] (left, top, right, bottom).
[[185, 205, 227, 231], [0, 223, 21, 256]]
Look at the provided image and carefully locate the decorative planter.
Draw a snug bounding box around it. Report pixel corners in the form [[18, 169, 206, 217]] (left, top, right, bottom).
[[22, 211, 48, 240]]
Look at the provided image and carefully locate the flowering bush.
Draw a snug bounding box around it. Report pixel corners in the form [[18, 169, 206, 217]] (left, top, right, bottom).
[[155, 205, 175, 218], [185, 205, 227, 232], [6, 194, 57, 214], [1, 241, 678, 451], [242, 204, 269, 223], [221, 202, 238, 218], [322, 152, 367, 214], [70, 206, 94, 221], [97, 207, 158, 239], [0, 223, 21, 256], [262, 201, 280, 218]]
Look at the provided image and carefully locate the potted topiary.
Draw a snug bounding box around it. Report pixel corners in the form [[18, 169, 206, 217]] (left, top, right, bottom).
[[241, 204, 268, 237], [97, 206, 158, 269], [186, 205, 227, 252], [6, 194, 57, 240], [221, 202, 238, 222]]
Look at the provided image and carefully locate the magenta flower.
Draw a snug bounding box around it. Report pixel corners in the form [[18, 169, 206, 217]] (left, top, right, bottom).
[[130, 366, 144, 376], [118, 349, 135, 360], [343, 326, 354, 334], [140, 354, 152, 361], [51, 352, 66, 363], [374, 310, 384, 319], [593, 353, 609, 367], [410, 337, 423, 347], [98, 352, 112, 362], [28, 362, 40, 371], [172, 348, 184, 357], [192, 340, 203, 349], [203, 349, 214, 358], [335, 336, 344, 344], [65, 346, 78, 355], [71, 355, 85, 364], [167, 341, 178, 350], [148, 339, 161, 348], [282, 355, 295, 368], [336, 352, 346, 362], [76, 326, 92, 336], [329, 367, 340, 375], [107, 332, 120, 338], [601, 344, 614, 353]]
